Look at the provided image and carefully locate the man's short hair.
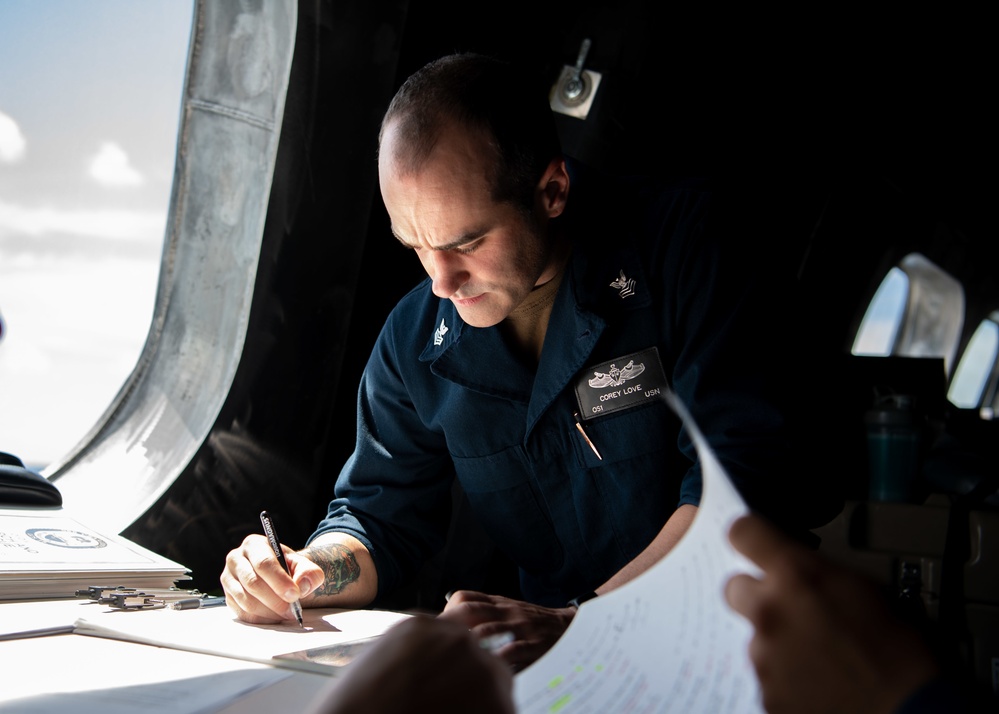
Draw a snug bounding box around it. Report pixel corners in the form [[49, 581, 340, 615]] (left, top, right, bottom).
[[379, 53, 563, 212]]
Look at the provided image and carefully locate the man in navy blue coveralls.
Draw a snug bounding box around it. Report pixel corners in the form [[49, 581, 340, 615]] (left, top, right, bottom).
[[221, 52, 811, 671]]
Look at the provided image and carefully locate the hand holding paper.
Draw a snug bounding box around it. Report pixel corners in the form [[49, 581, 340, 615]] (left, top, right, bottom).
[[724, 515, 940, 714]]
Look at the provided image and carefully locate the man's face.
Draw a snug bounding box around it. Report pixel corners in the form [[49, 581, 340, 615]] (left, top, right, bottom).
[[378, 120, 561, 328]]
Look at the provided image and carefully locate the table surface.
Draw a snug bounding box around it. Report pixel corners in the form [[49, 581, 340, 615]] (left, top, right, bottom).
[[0, 598, 378, 714]]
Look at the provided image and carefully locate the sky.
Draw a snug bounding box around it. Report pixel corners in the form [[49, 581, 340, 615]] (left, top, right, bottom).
[[0, 1, 193, 468]]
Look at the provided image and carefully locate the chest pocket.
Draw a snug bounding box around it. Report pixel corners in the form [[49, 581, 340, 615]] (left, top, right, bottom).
[[451, 444, 564, 576], [569, 399, 689, 559]]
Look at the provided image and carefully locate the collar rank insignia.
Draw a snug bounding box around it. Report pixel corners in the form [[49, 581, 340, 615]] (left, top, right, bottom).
[[433, 318, 448, 346], [609, 269, 636, 298]]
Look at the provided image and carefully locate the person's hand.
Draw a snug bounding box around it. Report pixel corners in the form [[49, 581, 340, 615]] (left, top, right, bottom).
[[219, 533, 322, 624], [305, 615, 515, 714], [724, 514, 939, 714], [440, 590, 575, 671]]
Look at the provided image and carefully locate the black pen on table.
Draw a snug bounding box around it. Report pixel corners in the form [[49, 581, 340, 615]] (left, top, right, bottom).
[[260, 510, 305, 627]]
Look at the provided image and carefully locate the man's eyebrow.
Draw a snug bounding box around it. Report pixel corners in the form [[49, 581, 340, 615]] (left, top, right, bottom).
[[392, 228, 486, 251]]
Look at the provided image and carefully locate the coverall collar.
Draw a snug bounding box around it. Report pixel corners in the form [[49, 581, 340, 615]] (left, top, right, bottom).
[[418, 232, 652, 435]]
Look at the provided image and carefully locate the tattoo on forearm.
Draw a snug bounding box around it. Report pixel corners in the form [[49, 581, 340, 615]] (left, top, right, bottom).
[[305, 544, 361, 596]]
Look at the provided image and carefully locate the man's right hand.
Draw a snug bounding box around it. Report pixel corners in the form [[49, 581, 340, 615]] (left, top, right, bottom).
[[220, 533, 323, 624]]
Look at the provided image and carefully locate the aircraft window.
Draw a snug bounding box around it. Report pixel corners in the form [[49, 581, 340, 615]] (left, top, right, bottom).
[[0, 2, 193, 470], [853, 267, 907, 356], [948, 313, 999, 413], [852, 252, 964, 376], [37, 1, 297, 534]]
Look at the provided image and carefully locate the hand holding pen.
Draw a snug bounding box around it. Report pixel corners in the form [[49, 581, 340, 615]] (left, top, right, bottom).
[[219, 511, 325, 625], [260, 510, 305, 627]]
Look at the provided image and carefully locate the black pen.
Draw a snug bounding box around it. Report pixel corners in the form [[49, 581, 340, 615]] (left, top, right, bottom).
[[168, 595, 227, 610], [259, 510, 304, 627]]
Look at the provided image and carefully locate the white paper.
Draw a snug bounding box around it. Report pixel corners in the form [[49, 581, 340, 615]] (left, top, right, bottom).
[[513, 391, 764, 713], [0, 633, 292, 714], [0, 597, 87, 639], [73, 603, 413, 675], [0, 509, 185, 569], [0, 508, 190, 599]]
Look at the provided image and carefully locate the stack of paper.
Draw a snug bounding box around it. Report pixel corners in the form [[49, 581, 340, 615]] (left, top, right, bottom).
[[0, 509, 190, 599]]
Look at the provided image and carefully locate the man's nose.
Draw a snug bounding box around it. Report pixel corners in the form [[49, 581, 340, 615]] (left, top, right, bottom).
[[427, 251, 468, 298]]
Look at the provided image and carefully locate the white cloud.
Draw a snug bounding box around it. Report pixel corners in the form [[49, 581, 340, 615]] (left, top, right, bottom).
[[88, 141, 145, 187], [0, 200, 164, 241], [0, 110, 27, 164]]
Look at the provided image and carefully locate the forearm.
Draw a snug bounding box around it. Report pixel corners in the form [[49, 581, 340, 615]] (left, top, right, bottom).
[[596, 504, 697, 593], [300, 532, 379, 608]]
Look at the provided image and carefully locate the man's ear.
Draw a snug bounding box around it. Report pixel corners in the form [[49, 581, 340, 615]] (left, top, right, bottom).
[[538, 158, 570, 218]]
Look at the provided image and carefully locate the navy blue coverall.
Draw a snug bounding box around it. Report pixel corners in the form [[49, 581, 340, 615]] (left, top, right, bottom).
[[310, 164, 797, 607]]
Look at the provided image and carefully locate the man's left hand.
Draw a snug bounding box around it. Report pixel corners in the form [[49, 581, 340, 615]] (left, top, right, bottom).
[[439, 590, 575, 671]]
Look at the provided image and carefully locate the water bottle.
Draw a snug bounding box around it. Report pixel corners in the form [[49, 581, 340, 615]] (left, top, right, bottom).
[[864, 394, 922, 502]]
